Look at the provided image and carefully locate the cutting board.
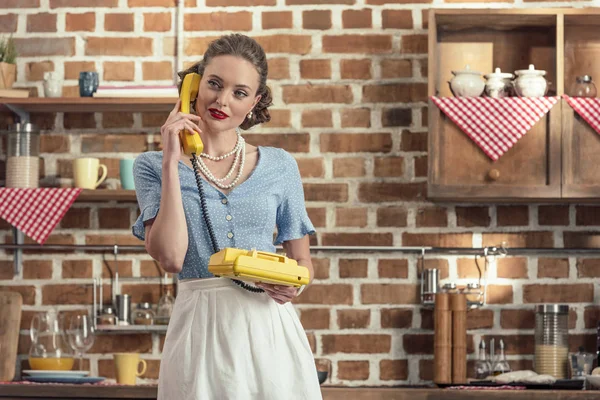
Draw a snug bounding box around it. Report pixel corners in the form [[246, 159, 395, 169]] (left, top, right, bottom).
[[0, 291, 23, 382]]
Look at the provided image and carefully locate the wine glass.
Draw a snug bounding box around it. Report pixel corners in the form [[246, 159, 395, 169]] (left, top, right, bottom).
[[67, 314, 95, 371]]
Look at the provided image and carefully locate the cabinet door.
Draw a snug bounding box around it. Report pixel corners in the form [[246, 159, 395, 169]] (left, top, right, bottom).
[[562, 99, 600, 198], [428, 100, 562, 201]]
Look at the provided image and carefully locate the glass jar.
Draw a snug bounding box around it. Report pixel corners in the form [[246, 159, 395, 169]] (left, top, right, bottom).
[[535, 304, 569, 379], [155, 287, 175, 325], [4, 122, 40, 188], [133, 302, 155, 325], [97, 306, 117, 326], [570, 75, 597, 98]]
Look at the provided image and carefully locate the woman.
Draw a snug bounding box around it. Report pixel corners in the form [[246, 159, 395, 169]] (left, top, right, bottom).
[[131, 34, 322, 399]]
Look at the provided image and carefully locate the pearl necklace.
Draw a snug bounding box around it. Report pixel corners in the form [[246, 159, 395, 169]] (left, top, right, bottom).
[[199, 131, 242, 161], [196, 139, 246, 190]]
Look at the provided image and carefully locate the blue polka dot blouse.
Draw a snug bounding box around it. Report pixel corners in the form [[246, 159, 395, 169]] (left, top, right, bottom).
[[131, 146, 316, 280]]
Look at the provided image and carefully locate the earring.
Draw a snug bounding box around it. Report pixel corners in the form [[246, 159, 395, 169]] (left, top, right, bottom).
[[247, 110, 253, 119]]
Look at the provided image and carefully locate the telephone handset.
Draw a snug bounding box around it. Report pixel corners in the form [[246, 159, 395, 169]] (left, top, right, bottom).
[[179, 72, 204, 156], [178, 73, 309, 292]]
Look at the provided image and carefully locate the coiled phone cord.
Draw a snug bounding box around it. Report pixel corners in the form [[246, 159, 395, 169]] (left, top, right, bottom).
[[190, 154, 264, 294]]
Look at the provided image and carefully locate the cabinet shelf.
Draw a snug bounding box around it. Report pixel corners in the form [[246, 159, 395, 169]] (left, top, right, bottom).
[[77, 189, 137, 202], [96, 324, 168, 334], [0, 97, 176, 113]]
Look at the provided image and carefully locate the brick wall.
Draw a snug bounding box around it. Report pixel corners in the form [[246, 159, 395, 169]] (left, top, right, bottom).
[[0, 0, 597, 386]]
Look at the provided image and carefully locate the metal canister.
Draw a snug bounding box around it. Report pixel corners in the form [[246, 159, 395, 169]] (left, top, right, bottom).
[[4, 123, 40, 188], [534, 304, 569, 379]]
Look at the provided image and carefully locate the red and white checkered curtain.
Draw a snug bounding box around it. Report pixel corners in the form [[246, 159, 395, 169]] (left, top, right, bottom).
[[563, 95, 600, 136], [0, 188, 82, 244], [431, 96, 559, 161]]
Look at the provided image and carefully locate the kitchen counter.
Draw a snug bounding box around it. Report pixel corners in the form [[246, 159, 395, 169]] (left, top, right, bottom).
[[1, 384, 599, 399]]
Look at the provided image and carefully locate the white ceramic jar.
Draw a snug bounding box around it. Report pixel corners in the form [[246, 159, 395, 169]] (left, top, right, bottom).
[[484, 67, 514, 98], [43, 72, 63, 98], [513, 64, 547, 97], [449, 65, 485, 97]]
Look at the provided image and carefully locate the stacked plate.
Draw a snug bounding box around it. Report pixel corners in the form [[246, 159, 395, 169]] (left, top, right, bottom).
[[22, 370, 105, 384]]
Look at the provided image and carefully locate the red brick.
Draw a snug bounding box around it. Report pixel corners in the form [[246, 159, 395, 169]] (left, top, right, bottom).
[[321, 233, 393, 247], [423, 259, 449, 280], [539, 205, 570, 226], [482, 232, 553, 248], [294, 284, 353, 305], [584, 306, 600, 329], [538, 258, 569, 278], [487, 285, 513, 304], [287, 0, 351, 3], [102, 261, 133, 279], [457, 258, 481, 280], [467, 309, 494, 330], [333, 157, 365, 177], [523, 283, 593, 303], [414, 156, 427, 177], [323, 35, 392, 54], [419, 359, 433, 381], [62, 260, 93, 279], [244, 133, 309, 153], [104, 61, 135, 81], [339, 259, 368, 278], [26, 61, 54, 81], [322, 334, 390, 354], [501, 309, 535, 330], [340, 59, 371, 80], [337, 361, 369, 380], [359, 182, 426, 202], [105, 13, 134, 31], [51, 0, 117, 6], [382, 10, 412, 29], [282, 84, 352, 104], [337, 309, 370, 329], [378, 259, 408, 279], [497, 257, 528, 279], [142, 61, 172, 80], [374, 156, 404, 177], [86, 37, 153, 56], [254, 35, 312, 55], [483, 335, 534, 355], [307, 207, 326, 228], [312, 258, 330, 280], [456, 207, 490, 227], [335, 208, 367, 228], [80, 135, 146, 153], [27, 13, 57, 32], [361, 284, 418, 304], [377, 207, 408, 227], [14, 38, 75, 57], [2, 0, 40, 7], [267, 58, 289, 80], [300, 308, 330, 329], [303, 10, 331, 30], [577, 258, 600, 277], [61, 208, 91, 229], [564, 231, 600, 248], [297, 158, 324, 178], [576, 206, 600, 225], [85, 234, 143, 247], [380, 360, 408, 381], [64, 61, 96, 79], [303, 183, 347, 202], [22, 260, 53, 279], [400, 34, 427, 54], [416, 207, 447, 228], [342, 9, 372, 29], [341, 108, 371, 128], [65, 12, 96, 31], [90, 334, 152, 354], [0, 14, 18, 33], [184, 12, 252, 31], [262, 11, 292, 29], [300, 59, 331, 79], [144, 12, 171, 31], [363, 83, 427, 103], [403, 233, 472, 247], [403, 334, 433, 354], [42, 284, 92, 305], [323, 133, 392, 153], [380, 308, 412, 329], [381, 59, 412, 78], [302, 109, 332, 128], [497, 206, 529, 226]]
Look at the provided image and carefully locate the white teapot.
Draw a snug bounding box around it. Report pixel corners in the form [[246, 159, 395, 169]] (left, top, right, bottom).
[[484, 67, 514, 98], [448, 65, 485, 97], [43, 72, 63, 98], [513, 64, 547, 97]]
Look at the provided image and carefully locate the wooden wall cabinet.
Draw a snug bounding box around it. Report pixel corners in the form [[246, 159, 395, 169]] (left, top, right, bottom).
[[428, 9, 600, 202]]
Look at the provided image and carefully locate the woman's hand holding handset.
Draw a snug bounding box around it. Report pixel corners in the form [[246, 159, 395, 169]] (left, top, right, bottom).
[[256, 283, 301, 304], [161, 99, 203, 162]]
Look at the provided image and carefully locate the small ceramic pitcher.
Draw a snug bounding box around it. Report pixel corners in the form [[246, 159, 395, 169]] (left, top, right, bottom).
[[43, 72, 62, 98]]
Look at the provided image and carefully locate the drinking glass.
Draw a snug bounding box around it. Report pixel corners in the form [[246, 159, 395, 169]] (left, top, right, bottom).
[[67, 314, 95, 371]]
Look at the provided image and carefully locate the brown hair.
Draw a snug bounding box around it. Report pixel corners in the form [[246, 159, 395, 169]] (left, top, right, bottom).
[[177, 34, 272, 130]]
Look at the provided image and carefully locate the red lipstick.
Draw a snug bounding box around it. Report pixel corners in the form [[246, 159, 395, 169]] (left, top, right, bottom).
[[209, 108, 229, 120]]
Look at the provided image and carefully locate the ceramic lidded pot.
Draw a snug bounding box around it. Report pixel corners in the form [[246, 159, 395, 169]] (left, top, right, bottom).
[[448, 65, 485, 97], [513, 64, 547, 97], [484, 67, 514, 98]]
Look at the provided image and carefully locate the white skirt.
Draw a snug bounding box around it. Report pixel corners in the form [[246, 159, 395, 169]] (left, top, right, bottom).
[[157, 278, 323, 400]]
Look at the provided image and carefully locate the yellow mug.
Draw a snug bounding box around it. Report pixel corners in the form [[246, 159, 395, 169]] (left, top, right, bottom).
[[113, 353, 147, 385], [73, 157, 107, 189]]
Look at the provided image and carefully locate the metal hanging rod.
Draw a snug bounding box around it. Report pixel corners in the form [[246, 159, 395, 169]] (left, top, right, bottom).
[[3, 243, 600, 255]]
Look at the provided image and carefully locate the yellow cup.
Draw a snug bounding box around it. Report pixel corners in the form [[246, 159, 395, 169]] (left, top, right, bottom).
[[73, 157, 107, 189], [113, 353, 147, 385]]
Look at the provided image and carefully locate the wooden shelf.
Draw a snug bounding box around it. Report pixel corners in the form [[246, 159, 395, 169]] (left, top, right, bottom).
[[0, 97, 177, 113], [77, 189, 137, 202], [96, 324, 167, 334]]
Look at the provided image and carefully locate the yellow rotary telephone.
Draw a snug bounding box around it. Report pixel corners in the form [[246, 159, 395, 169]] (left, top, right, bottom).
[[178, 73, 310, 289]]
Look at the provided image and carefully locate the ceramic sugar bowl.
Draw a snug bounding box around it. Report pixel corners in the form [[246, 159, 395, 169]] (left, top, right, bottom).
[[484, 67, 514, 98], [513, 64, 547, 97], [449, 65, 485, 97]]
